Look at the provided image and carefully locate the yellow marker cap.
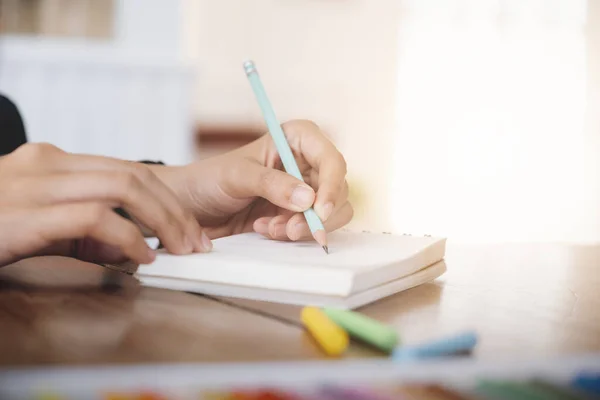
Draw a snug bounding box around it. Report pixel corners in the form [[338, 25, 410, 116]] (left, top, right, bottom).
[[35, 394, 65, 400], [301, 306, 349, 356], [103, 395, 133, 400]]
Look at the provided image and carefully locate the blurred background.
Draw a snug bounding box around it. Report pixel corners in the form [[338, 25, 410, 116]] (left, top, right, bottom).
[[0, 0, 599, 244]]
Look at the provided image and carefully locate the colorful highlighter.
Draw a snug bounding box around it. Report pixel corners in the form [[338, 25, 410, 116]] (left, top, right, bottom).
[[392, 331, 478, 362], [322, 308, 398, 353], [301, 306, 349, 356]]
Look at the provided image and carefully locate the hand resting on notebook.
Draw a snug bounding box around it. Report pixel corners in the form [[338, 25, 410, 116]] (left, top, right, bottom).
[[147, 119, 353, 242], [0, 143, 205, 267]]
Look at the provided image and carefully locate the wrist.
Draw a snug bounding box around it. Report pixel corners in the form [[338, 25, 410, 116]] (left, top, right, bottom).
[[146, 163, 194, 206]]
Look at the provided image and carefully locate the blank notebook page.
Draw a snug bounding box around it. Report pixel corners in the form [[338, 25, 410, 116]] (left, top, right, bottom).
[[138, 230, 446, 297]]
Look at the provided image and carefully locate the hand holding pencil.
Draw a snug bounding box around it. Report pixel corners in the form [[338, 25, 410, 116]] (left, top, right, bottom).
[[139, 63, 353, 249], [243, 60, 350, 252]]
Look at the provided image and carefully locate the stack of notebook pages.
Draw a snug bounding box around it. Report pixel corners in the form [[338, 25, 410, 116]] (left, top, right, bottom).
[[136, 230, 447, 309]]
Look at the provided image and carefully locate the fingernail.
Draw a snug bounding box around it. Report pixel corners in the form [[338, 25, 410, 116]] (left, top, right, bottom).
[[254, 219, 269, 235], [291, 222, 305, 241], [201, 232, 213, 251], [290, 185, 315, 210], [269, 223, 286, 239], [183, 236, 193, 253], [320, 202, 334, 221], [146, 248, 156, 262]]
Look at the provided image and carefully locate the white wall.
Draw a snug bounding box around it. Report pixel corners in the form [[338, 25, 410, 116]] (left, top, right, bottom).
[[189, 0, 600, 242], [584, 0, 600, 242], [116, 0, 183, 58], [193, 0, 400, 230], [1, 0, 197, 165]]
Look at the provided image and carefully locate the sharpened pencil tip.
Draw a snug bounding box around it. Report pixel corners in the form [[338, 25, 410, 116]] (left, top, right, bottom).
[[323, 245, 329, 254]]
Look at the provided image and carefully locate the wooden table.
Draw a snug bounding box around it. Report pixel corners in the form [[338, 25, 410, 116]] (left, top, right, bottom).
[[0, 242, 599, 366]]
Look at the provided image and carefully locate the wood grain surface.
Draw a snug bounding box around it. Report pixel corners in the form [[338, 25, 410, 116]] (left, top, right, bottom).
[[0, 242, 598, 366]]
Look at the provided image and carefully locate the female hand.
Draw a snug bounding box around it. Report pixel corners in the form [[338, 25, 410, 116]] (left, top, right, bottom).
[[154, 120, 353, 241], [0, 143, 209, 267]]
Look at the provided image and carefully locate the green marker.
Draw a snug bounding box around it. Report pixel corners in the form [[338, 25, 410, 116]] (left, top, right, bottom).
[[530, 379, 586, 400], [322, 308, 399, 353], [476, 380, 561, 400]]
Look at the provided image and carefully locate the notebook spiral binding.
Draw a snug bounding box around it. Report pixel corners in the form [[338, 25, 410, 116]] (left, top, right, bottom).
[[341, 228, 433, 237]]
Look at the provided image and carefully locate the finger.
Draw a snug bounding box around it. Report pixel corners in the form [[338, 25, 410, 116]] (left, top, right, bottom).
[[286, 201, 354, 241], [45, 154, 208, 253], [281, 120, 348, 221], [19, 203, 154, 265], [21, 171, 208, 255], [255, 181, 349, 242], [285, 181, 348, 241], [223, 160, 316, 213], [267, 214, 294, 240], [74, 238, 129, 265], [252, 215, 292, 240], [253, 217, 271, 237]]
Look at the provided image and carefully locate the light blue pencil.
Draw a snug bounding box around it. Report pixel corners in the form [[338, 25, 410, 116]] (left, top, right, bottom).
[[243, 60, 328, 254]]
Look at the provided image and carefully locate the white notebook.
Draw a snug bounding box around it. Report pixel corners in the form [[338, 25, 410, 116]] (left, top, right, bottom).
[[136, 230, 446, 309]]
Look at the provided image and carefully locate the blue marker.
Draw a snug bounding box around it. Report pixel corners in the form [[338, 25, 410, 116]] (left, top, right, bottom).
[[243, 60, 328, 253], [392, 331, 478, 362], [571, 373, 600, 396]]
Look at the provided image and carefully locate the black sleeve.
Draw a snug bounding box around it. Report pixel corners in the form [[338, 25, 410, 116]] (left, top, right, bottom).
[[0, 95, 27, 156], [138, 160, 165, 165]]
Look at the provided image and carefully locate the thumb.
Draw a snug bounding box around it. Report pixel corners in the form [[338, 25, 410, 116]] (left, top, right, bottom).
[[226, 161, 316, 212]]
